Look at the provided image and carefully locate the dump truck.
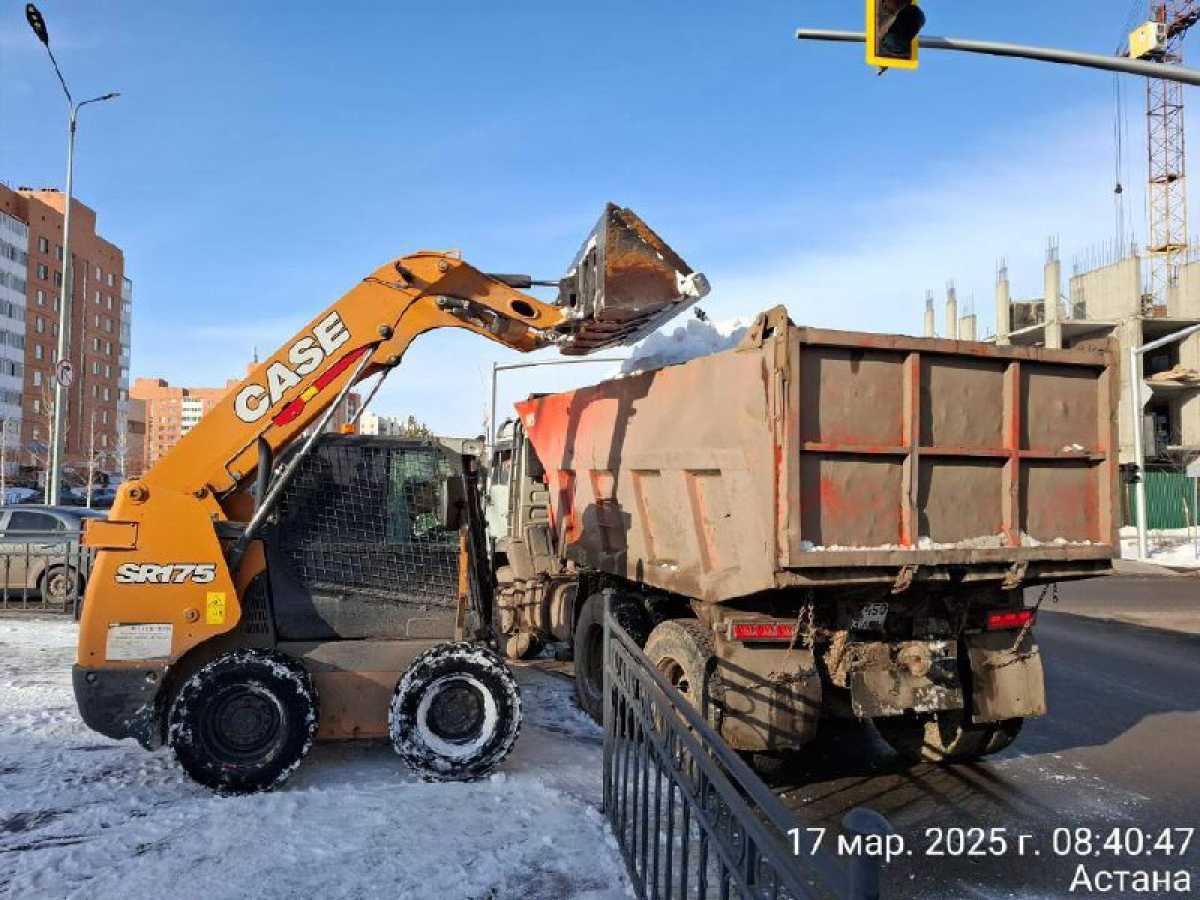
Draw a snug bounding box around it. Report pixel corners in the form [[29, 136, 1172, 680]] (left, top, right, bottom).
[[486, 307, 1119, 761], [73, 205, 708, 792]]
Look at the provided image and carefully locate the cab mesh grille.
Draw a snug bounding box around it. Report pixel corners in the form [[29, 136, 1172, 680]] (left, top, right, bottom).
[[274, 439, 459, 608]]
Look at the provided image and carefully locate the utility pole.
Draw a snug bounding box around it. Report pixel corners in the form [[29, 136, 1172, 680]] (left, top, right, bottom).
[[86, 408, 95, 508], [24, 4, 119, 506], [0, 418, 7, 505]]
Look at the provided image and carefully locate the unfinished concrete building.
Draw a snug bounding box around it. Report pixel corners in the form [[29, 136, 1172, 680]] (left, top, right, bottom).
[[926, 239, 1200, 464]]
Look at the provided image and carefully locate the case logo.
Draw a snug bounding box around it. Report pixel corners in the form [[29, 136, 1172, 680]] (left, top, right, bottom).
[[234, 312, 352, 423]]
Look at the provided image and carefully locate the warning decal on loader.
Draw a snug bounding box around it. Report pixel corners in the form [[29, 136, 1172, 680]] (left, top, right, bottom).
[[206, 592, 226, 625], [106, 624, 173, 661]]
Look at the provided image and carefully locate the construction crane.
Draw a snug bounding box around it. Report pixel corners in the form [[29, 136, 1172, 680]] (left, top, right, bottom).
[[1131, 2, 1200, 307]]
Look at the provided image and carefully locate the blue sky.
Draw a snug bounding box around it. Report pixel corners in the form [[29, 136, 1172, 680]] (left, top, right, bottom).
[[1, 1, 1191, 434]]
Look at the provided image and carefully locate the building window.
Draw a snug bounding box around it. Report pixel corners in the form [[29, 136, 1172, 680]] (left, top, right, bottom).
[[51, 323, 57, 337], [103, 386, 110, 401], [94, 290, 100, 304], [53, 296, 60, 312], [36, 290, 45, 306], [101, 432, 107, 447], [53, 271, 62, 287], [95, 265, 101, 281], [105, 341, 112, 355], [32, 370, 41, 387], [34, 345, 43, 361], [101, 410, 109, 425], [35, 317, 44, 334], [37, 264, 48, 280], [32, 399, 40, 414], [37, 236, 48, 253], [105, 364, 112, 378], [106, 295, 113, 310], [91, 383, 98, 398]]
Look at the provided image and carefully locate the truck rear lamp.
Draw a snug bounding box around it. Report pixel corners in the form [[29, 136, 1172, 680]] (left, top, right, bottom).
[[986, 609, 1035, 631], [730, 621, 796, 642]]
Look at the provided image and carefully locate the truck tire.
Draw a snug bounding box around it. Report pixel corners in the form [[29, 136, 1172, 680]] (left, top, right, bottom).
[[167, 650, 318, 794], [643, 618, 719, 728], [573, 590, 650, 724], [389, 642, 522, 781], [875, 710, 1003, 764], [40, 565, 81, 605], [983, 717, 1024, 755], [493, 566, 542, 661]]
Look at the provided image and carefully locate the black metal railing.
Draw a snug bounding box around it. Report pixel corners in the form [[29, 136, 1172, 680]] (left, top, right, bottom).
[[0, 531, 92, 616], [603, 605, 891, 900]]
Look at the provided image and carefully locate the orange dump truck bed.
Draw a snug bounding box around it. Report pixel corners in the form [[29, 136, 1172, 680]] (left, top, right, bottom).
[[515, 308, 1119, 604]]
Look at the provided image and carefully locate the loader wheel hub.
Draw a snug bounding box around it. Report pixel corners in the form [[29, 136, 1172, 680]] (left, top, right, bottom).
[[206, 687, 284, 761], [426, 680, 485, 742]]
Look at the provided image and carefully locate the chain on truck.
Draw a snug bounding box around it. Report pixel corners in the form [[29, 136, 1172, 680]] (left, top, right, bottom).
[[484, 305, 1119, 765]]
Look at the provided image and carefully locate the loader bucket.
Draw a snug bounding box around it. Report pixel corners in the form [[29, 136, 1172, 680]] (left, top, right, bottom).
[[555, 204, 710, 355]]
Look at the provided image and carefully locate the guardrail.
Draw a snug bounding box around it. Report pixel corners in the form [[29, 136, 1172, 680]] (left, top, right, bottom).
[[602, 603, 891, 900], [0, 531, 92, 616]]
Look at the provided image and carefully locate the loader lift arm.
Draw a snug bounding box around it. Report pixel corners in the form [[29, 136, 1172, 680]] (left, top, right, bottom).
[[78, 204, 709, 677]]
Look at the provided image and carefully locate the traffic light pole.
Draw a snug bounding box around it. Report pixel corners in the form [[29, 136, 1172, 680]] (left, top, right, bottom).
[[795, 30, 1200, 86]]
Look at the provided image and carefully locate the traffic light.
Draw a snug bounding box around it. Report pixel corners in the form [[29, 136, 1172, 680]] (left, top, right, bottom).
[[867, 0, 925, 70]]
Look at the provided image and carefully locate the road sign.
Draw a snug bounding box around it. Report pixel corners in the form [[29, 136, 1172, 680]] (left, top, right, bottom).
[[55, 359, 74, 388]]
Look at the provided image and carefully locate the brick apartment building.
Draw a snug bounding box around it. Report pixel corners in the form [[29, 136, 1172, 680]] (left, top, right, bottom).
[[0, 183, 132, 480], [133, 370, 360, 471]]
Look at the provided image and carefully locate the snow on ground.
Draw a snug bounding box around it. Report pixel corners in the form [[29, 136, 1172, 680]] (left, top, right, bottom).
[[0, 617, 631, 900], [1117, 525, 1200, 568], [619, 316, 750, 375]]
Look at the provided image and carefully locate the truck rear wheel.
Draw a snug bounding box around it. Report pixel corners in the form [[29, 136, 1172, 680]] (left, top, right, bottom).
[[389, 642, 522, 781], [573, 590, 649, 724], [875, 711, 1019, 764], [167, 650, 318, 794], [643, 619, 719, 728]]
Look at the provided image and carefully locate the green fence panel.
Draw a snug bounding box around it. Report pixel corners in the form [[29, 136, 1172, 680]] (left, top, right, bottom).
[[1124, 471, 1198, 529]]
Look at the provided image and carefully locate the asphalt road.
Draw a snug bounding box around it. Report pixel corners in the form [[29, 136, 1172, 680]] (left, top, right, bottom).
[[771, 609, 1200, 899]]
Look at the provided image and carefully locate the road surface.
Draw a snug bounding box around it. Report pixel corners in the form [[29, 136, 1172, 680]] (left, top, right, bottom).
[[772, 609, 1200, 899]]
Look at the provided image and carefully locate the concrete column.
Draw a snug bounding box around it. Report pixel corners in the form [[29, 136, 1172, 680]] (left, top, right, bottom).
[[945, 282, 959, 340], [923, 291, 935, 337], [1044, 241, 1062, 349], [995, 263, 1011, 345], [959, 314, 977, 341]]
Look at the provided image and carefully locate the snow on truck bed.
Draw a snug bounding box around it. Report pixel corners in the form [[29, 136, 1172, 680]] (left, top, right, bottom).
[[0, 618, 631, 900]]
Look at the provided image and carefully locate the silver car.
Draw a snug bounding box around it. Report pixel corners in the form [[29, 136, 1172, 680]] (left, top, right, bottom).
[[0, 505, 106, 605]]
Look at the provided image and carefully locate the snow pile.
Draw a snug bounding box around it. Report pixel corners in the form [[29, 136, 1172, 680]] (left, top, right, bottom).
[[620, 316, 751, 375], [1118, 526, 1200, 568], [798, 533, 1095, 552], [0, 618, 631, 900]]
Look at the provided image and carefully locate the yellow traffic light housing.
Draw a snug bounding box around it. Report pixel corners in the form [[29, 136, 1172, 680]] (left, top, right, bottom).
[[867, 0, 924, 70]]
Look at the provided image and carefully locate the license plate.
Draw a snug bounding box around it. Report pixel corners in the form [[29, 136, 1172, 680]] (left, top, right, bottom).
[[851, 602, 889, 630]]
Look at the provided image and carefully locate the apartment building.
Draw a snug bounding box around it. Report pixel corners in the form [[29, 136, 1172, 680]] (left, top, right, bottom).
[[0, 183, 130, 476]]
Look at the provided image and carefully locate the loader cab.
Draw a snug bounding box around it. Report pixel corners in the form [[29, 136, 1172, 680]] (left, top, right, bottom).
[[260, 434, 470, 643]]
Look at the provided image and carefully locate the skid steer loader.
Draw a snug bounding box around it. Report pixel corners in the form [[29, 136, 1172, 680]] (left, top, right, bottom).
[[73, 205, 708, 793]]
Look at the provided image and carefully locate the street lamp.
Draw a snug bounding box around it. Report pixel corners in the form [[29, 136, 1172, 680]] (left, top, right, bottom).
[[26, 4, 119, 506]]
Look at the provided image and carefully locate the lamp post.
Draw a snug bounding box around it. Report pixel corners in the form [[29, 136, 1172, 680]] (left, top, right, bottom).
[[25, 4, 119, 506]]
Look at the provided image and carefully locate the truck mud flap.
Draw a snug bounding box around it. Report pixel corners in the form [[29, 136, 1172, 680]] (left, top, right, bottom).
[[715, 644, 821, 753], [966, 630, 1047, 723], [847, 640, 964, 718]]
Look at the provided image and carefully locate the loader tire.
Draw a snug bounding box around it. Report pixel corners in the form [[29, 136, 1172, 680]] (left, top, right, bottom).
[[389, 642, 522, 781], [573, 590, 650, 724], [875, 710, 1003, 764], [167, 650, 318, 794]]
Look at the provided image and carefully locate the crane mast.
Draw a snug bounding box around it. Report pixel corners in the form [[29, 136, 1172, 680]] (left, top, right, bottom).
[[1146, 1, 1200, 307]]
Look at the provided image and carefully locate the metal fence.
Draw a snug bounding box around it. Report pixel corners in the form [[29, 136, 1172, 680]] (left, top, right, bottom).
[[602, 606, 891, 900], [0, 532, 92, 616], [1123, 471, 1198, 530]]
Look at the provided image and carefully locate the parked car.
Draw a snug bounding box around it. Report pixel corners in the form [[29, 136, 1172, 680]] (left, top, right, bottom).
[[0, 506, 107, 604]]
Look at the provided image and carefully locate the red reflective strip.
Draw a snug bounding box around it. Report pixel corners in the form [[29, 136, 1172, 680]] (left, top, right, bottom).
[[270, 347, 367, 427], [272, 400, 305, 427], [313, 346, 367, 391], [986, 609, 1035, 631], [732, 622, 796, 641]]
